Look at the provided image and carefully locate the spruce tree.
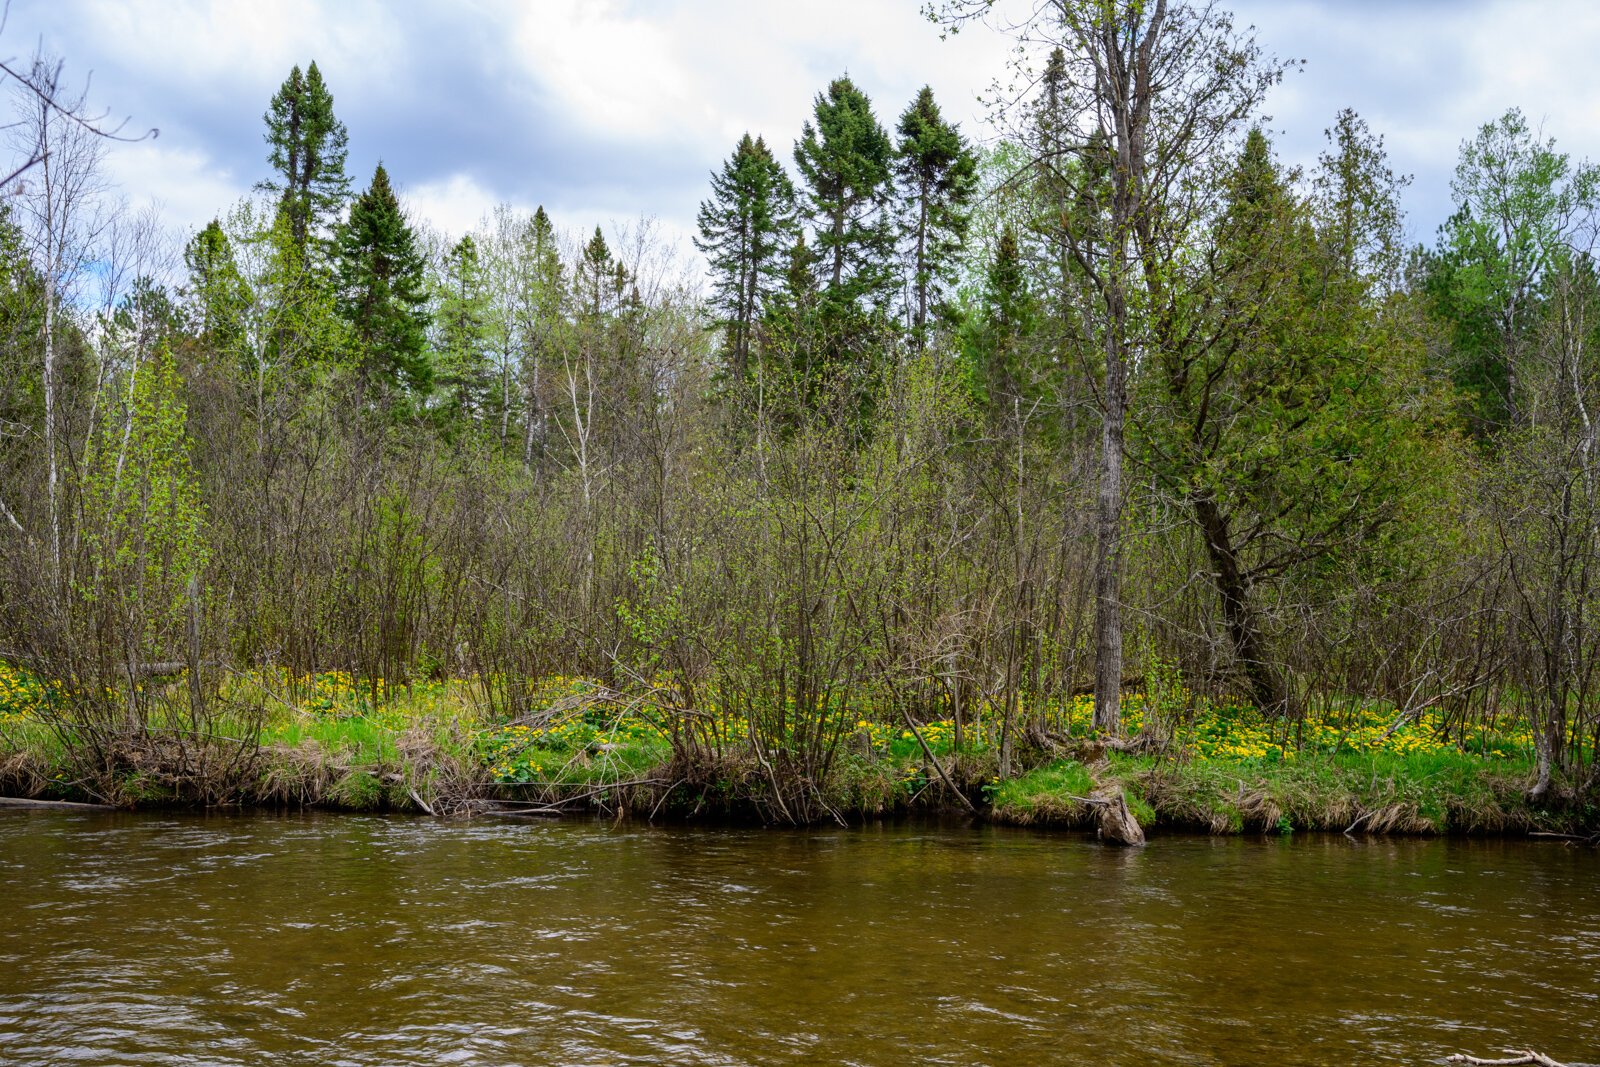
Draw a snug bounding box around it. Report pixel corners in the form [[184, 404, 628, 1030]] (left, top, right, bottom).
[[335, 164, 431, 404], [261, 61, 351, 257], [436, 234, 492, 421], [695, 133, 796, 383], [182, 219, 252, 365], [794, 76, 896, 311], [894, 86, 977, 348], [575, 226, 627, 319], [975, 223, 1037, 419]]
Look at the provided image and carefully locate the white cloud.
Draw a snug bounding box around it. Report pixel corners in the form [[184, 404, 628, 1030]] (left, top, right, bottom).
[[402, 171, 514, 242], [5, 0, 1600, 262], [100, 139, 245, 238]]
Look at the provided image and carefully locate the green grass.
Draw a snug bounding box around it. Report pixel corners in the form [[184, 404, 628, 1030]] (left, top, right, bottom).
[[987, 760, 1098, 826], [1118, 747, 1554, 834]]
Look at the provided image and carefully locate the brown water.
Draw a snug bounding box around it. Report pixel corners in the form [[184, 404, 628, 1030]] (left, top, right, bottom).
[[0, 812, 1596, 1067]]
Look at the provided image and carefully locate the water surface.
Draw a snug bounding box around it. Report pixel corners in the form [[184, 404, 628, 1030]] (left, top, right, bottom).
[[1, 811, 1595, 1066]]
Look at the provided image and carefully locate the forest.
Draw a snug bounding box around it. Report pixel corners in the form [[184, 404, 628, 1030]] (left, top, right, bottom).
[[0, 0, 1596, 834]]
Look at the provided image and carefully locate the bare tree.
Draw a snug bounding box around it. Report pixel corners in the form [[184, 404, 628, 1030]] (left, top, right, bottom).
[[7, 51, 115, 575]]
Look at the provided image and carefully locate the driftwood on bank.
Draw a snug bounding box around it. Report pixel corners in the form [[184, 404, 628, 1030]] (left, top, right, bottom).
[[1447, 1051, 1572, 1067], [0, 796, 113, 811]]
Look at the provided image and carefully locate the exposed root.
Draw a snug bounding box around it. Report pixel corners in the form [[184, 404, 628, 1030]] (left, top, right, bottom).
[[0, 748, 51, 798]]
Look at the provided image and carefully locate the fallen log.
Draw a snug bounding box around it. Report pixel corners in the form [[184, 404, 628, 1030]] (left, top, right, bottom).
[[1448, 1051, 1571, 1067], [0, 796, 114, 811]]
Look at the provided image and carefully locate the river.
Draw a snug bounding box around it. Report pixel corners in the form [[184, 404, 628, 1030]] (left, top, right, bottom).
[[1, 811, 1595, 1065]]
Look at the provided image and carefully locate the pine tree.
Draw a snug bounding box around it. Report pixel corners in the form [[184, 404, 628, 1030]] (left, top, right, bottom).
[[695, 133, 797, 383], [436, 234, 492, 421], [261, 61, 351, 258], [794, 76, 896, 311], [894, 86, 977, 348], [335, 164, 431, 404]]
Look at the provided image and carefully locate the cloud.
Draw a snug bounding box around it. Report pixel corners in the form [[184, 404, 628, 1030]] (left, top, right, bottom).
[[1231, 0, 1600, 242], [4, 0, 1599, 261]]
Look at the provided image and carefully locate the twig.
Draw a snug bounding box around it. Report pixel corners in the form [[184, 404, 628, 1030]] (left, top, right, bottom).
[[647, 780, 680, 821], [1529, 831, 1600, 845]]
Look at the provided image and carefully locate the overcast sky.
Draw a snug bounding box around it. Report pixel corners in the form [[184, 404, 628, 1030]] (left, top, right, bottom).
[[5, 0, 1599, 263]]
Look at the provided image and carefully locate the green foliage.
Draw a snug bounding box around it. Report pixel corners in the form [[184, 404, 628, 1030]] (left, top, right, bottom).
[[336, 164, 433, 405], [696, 133, 797, 382], [78, 345, 209, 654], [1428, 107, 1600, 434], [435, 234, 493, 422], [795, 76, 895, 294], [260, 61, 351, 257], [894, 85, 977, 346], [1136, 122, 1445, 711], [182, 220, 252, 367], [574, 226, 630, 320], [964, 223, 1040, 419]]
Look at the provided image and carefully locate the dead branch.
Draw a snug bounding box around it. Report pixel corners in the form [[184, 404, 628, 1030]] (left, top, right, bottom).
[[0, 795, 112, 810], [899, 706, 977, 813], [1447, 1051, 1571, 1067]]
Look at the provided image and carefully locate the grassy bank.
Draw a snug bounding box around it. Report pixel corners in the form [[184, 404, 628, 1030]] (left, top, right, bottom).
[[1, 665, 1594, 836]]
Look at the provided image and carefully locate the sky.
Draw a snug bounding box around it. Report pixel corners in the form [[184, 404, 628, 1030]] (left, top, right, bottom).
[[4, 0, 1599, 267]]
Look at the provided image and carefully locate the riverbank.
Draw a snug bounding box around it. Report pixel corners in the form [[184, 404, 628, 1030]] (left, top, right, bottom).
[[1, 667, 1594, 836]]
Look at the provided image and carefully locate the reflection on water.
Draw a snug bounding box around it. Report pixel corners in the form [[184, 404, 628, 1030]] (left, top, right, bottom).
[[1, 811, 1596, 1066]]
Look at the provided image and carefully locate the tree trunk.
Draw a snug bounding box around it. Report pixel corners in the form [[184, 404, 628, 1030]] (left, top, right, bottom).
[[1092, 279, 1126, 733], [1092, 786, 1145, 846], [1194, 493, 1288, 715]]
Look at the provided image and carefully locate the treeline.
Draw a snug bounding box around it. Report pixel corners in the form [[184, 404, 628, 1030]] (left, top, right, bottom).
[[0, 3, 1595, 812]]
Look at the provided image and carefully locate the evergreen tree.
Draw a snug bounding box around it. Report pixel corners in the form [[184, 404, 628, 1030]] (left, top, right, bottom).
[[436, 234, 492, 422], [182, 220, 251, 366], [794, 76, 896, 311], [971, 223, 1037, 420], [760, 233, 821, 387], [894, 86, 977, 347], [1140, 126, 1437, 715], [695, 133, 797, 383], [109, 277, 182, 367], [335, 164, 432, 404], [260, 62, 351, 257], [514, 206, 565, 462], [575, 226, 628, 319]]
